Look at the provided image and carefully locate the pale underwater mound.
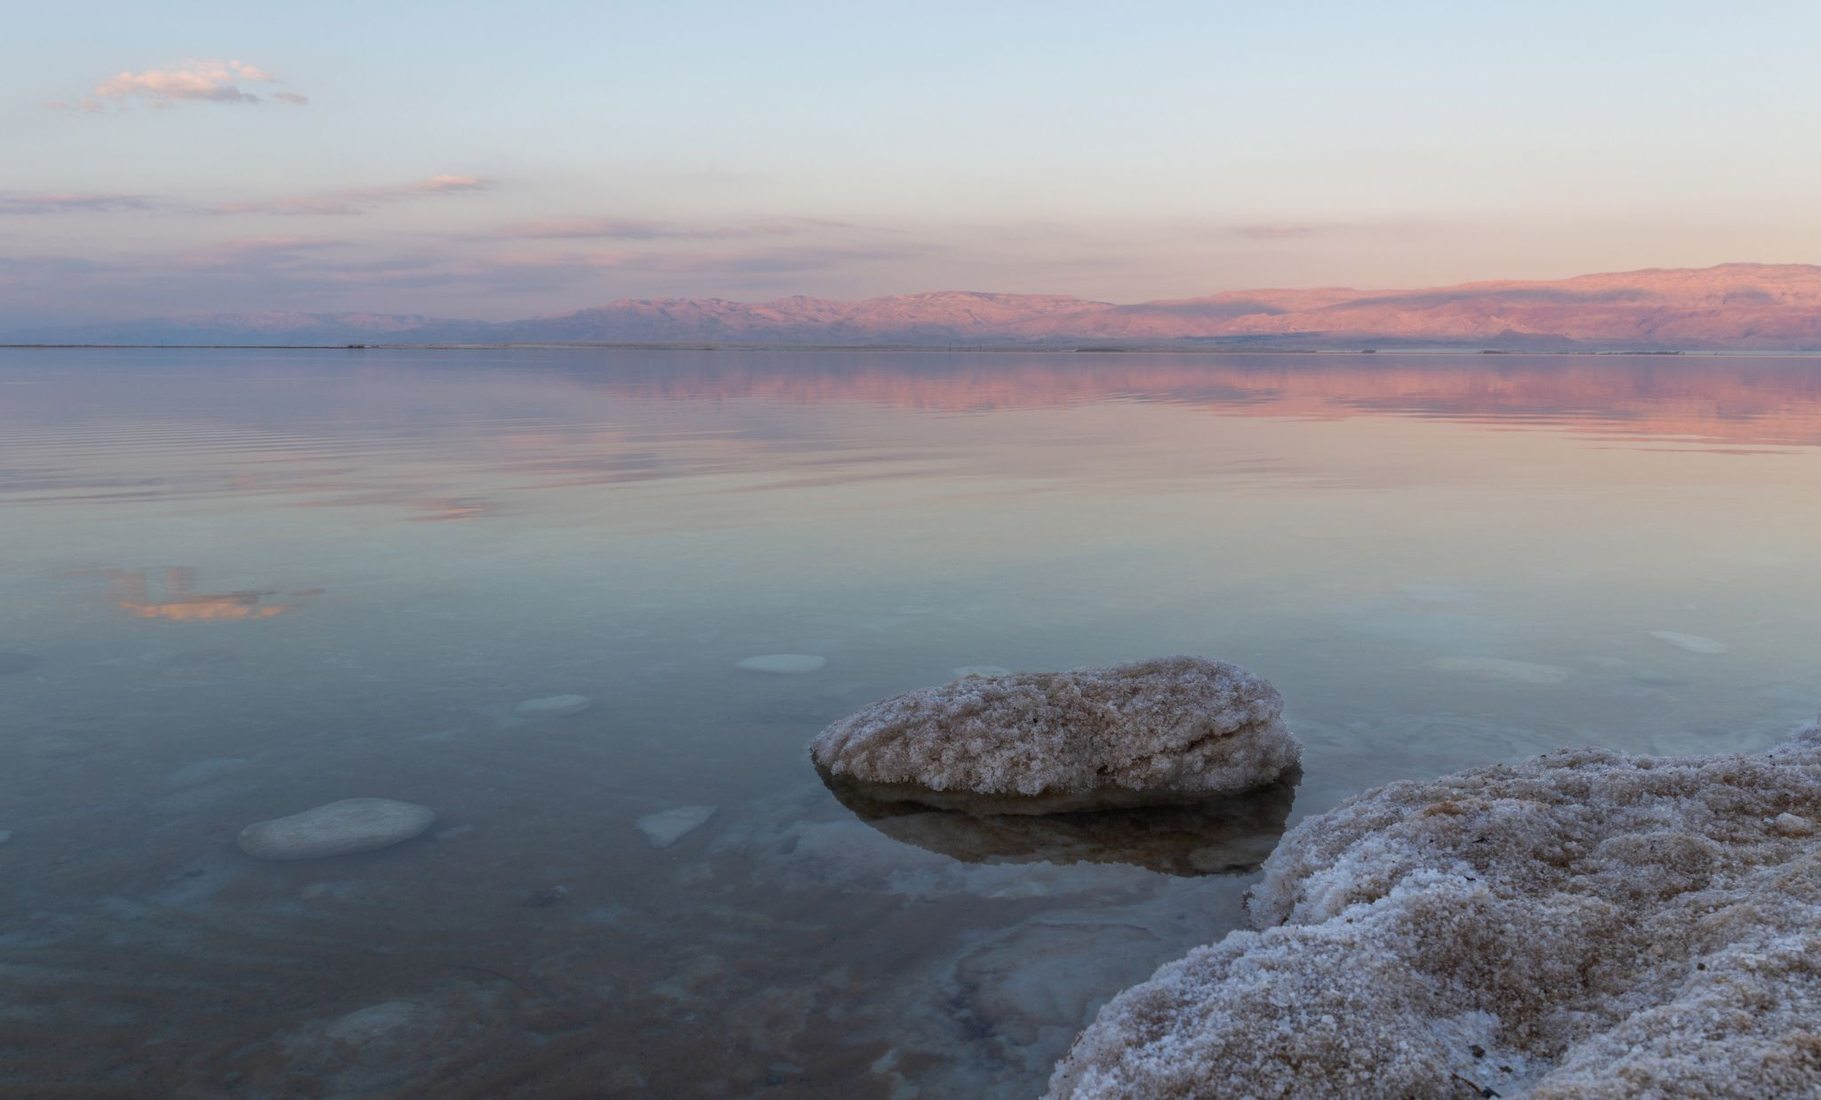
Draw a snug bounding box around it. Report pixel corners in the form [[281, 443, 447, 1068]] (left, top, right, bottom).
[[513, 693, 592, 718], [809, 657, 1301, 813], [1048, 721, 1821, 1099], [238, 798, 437, 861], [737, 653, 827, 674]]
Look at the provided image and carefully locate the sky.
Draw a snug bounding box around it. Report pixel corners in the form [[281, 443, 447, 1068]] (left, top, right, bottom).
[[4, 0, 1821, 326]]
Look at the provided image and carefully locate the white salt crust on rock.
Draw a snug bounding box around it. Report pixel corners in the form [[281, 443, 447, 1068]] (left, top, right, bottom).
[[238, 798, 437, 861], [809, 657, 1301, 813], [1048, 721, 1821, 1099]]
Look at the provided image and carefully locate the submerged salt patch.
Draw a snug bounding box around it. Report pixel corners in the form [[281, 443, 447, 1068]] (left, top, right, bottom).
[[238, 798, 437, 861], [1049, 721, 1821, 1099], [1650, 630, 1728, 654], [809, 656, 1300, 812], [513, 693, 591, 718], [736, 654, 827, 674], [635, 805, 717, 848], [1429, 655, 1569, 685]]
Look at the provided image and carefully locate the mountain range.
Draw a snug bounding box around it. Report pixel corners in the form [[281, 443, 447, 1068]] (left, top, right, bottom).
[[9, 263, 1821, 351]]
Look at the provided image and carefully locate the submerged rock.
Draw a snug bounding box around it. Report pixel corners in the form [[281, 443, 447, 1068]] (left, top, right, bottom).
[[810, 656, 1300, 813], [1049, 721, 1821, 1099], [238, 798, 437, 861], [513, 693, 592, 718], [1650, 630, 1728, 654], [274, 994, 486, 1096], [737, 654, 828, 674], [636, 805, 717, 848]]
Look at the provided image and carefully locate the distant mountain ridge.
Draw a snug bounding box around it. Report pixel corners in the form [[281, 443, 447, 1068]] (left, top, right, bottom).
[[10, 263, 1821, 350]]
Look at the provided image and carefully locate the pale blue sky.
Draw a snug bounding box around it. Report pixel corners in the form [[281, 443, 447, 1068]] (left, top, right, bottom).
[[5, 1, 1820, 324]]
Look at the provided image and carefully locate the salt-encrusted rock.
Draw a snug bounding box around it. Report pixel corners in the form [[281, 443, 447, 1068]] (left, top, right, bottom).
[[238, 798, 437, 861], [513, 693, 591, 718], [1048, 721, 1821, 1099], [737, 654, 827, 674], [809, 657, 1301, 813]]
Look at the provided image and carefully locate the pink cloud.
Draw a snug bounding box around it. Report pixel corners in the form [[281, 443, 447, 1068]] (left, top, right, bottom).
[[1232, 223, 1327, 240], [213, 175, 492, 216], [496, 215, 853, 241], [52, 59, 308, 111]]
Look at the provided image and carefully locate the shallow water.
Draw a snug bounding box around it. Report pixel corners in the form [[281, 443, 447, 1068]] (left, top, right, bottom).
[[1, 348, 1818, 1097]]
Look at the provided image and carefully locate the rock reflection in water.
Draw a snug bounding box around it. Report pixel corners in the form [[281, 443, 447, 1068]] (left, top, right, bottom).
[[819, 768, 1300, 876]]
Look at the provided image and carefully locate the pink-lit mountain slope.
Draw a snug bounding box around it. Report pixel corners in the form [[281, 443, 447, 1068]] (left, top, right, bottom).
[[12, 264, 1821, 350]]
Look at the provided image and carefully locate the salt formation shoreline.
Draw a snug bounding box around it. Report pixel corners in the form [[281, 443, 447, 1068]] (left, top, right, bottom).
[[809, 657, 1301, 814], [1048, 721, 1821, 1098]]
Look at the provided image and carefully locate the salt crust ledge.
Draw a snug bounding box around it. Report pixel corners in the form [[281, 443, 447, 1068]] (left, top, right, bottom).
[[1048, 720, 1821, 1099], [808, 656, 1302, 811]]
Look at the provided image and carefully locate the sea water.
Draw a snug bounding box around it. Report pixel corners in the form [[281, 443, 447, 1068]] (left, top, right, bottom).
[[1, 348, 1818, 1096]]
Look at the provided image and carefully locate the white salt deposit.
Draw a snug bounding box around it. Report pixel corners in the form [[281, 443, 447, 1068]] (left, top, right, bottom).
[[238, 798, 437, 861], [513, 693, 592, 718], [1772, 811, 1815, 837], [321, 1001, 423, 1045], [1430, 656, 1570, 685], [810, 657, 1300, 812], [736, 654, 828, 674], [635, 805, 717, 848], [1049, 721, 1821, 1099], [1650, 630, 1728, 654]]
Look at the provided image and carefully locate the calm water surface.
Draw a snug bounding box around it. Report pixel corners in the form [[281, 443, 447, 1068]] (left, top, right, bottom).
[[2, 349, 1819, 1097]]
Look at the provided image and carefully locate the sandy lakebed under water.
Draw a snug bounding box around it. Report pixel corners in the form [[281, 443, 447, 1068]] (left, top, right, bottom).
[[2, 347, 1819, 1096]]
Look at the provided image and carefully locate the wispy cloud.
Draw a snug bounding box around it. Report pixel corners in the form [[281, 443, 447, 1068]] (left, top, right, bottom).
[[486, 242, 926, 281], [0, 177, 488, 218], [676, 243, 922, 275], [1223, 219, 1434, 242], [0, 192, 158, 215], [497, 215, 851, 241], [47, 59, 308, 111], [174, 235, 347, 271], [213, 175, 492, 216], [1231, 223, 1329, 241]]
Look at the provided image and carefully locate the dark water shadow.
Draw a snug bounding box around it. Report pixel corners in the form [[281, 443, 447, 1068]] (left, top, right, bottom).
[[0, 651, 42, 675], [818, 767, 1301, 877]]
